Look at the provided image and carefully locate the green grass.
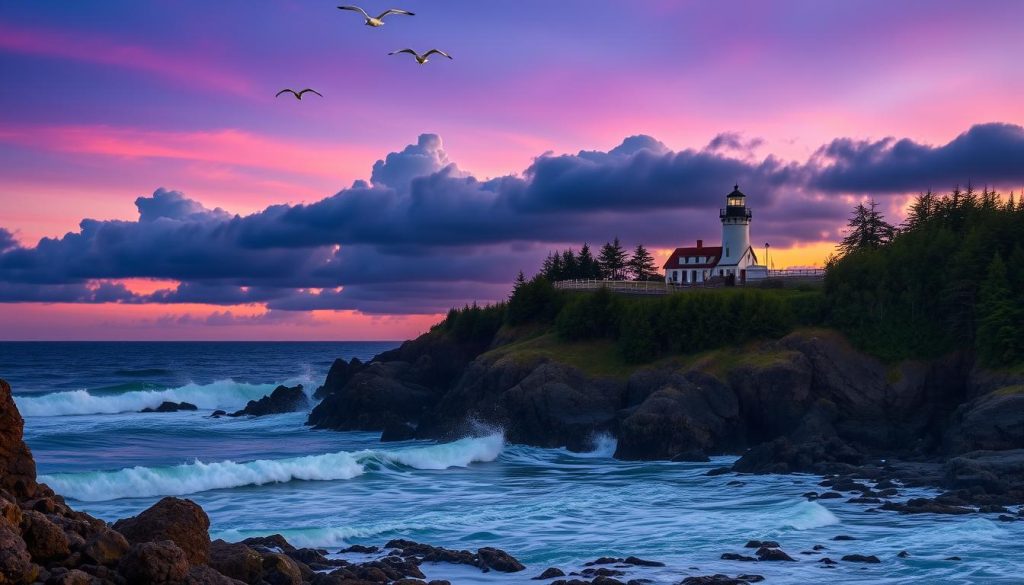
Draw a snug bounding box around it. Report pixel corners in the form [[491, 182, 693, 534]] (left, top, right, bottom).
[[993, 385, 1024, 397], [484, 333, 639, 379]]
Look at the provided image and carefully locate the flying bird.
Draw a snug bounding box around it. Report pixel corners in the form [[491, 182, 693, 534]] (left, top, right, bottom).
[[275, 89, 323, 100], [389, 49, 453, 65], [338, 6, 414, 27]]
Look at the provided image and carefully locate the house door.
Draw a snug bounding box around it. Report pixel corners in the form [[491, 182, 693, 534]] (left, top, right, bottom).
[[740, 269, 746, 284]]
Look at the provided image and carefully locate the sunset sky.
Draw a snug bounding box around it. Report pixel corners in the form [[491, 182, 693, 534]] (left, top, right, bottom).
[[1, 0, 1023, 340]]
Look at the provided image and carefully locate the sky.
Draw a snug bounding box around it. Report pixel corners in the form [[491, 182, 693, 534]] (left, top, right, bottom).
[[1, 0, 1023, 340]]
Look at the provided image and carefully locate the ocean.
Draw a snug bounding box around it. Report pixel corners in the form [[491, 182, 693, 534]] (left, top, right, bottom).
[[3, 341, 1021, 584]]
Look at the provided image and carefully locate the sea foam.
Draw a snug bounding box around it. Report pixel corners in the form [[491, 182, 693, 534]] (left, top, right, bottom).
[[14, 379, 293, 417], [40, 433, 505, 502]]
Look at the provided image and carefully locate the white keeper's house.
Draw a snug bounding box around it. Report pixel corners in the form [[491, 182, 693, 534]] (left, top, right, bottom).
[[664, 185, 768, 285]]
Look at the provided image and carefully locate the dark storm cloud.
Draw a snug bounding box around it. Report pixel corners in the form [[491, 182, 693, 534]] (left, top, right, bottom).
[[2, 123, 1023, 314], [810, 123, 1024, 193]]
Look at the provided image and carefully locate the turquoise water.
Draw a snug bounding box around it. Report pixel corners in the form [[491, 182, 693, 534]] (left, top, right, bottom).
[[5, 342, 1023, 584]]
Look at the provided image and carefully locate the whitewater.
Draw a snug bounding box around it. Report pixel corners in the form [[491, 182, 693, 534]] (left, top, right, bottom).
[[6, 341, 1024, 584]]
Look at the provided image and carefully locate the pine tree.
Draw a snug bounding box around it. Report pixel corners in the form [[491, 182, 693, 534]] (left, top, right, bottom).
[[839, 199, 895, 256], [627, 244, 658, 281], [512, 270, 527, 296], [561, 249, 579, 280], [903, 190, 935, 230], [577, 244, 600, 279], [598, 237, 628, 280], [976, 253, 1022, 366]]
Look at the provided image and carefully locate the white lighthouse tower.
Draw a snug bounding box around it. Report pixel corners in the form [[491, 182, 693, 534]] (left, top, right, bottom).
[[717, 185, 758, 282]]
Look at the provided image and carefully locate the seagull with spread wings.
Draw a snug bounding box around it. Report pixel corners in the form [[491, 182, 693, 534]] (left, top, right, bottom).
[[389, 49, 453, 65], [338, 6, 414, 27], [275, 89, 324, 100]]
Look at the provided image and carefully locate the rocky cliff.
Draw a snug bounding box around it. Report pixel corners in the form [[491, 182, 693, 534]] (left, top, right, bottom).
[[307, 328, 1024, 503]]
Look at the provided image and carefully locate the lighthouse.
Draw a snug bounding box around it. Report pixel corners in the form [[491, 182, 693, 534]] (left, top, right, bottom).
[[662, 185, 761, 285], [720, 184, 752, 265]]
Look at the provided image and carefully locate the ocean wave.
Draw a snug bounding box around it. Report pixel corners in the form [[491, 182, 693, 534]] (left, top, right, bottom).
[[40, 434, 505, 502], [778, 500, 840, 530], [13, 379, 297, 417]]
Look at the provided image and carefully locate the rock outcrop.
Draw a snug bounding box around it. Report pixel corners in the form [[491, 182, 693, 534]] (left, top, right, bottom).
[[141, 401, 199, 413], [229, 385, 308, 417], [0, 380, 37, 498]]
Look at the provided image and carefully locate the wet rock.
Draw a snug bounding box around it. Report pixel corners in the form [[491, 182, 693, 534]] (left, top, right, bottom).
[[20, 510, 71, 563], [818, 558, 837, 565], [743, 540, 778, 549], [239, 534, 296, 553], [384, 539, 477, 567], [831, 535, 857, 541], [681, 575, 752, 585], [230, 385, 307, 417], [945, 389, 1024, 453], [812, 545, 827, 551], [897, 551, 910, 558], [81, 528, 130, 566], [755, 547, 795, 561], [141, 401, 198, 413], [736, 576, 764, 583], [209, 540, 263, 584], [210, 410, 227, 418], [623, 556, 664, 567], [534, 567, 566, 579], [113, 497, 211, 565], [945, 556, 961, 561], [879, 498, 973, 515], [841, 554, 880, 563], [380, 420, 418, 442], [338, 544, 378, 554], [119, 540, 190, 585], [720, 553, 756, 562], [998, 514, 1017, 522], [477, 546, 525, 572]]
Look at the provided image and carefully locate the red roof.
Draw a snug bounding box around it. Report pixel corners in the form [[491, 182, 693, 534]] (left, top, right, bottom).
[[663, 246, 722, 270]]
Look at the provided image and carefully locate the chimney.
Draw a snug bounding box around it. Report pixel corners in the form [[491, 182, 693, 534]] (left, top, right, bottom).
[[697, 239, 703, 248]]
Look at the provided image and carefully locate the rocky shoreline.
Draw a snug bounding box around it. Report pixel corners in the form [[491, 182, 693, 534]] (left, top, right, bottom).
[[308, 328, 1024, 511]]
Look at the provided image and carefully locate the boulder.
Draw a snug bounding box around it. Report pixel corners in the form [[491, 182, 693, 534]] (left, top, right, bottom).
[[81, 528, 130, 566], [209, 540, 263, 584], [944, 449, 1024, 497], [615, 370, 741, 460], [0, 380, 37, 498], [308, 362, 439, 432], [230, 385, 308, 417], [477, 547, 525, 572], [45, 568, 92, 585], [119, 541, 190, 585], [0, 523, 35, 583], [260, 553, 303, 585], [141, 402, 199, 413], [113, 497, 211, 565], [186, 564, 247, 585], [20, 510, 70, 563], [946, 390, 1024, 454]]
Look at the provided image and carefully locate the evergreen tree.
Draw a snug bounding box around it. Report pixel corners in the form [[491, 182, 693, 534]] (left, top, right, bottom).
[[627, 244, 659, 281], [512, 270, 527, 296], [839, 199, 895, 256], [903, 190, 935, 230], [577, 244, 600, 279], [598, 237, 628, 280], [976, 253, 1022, 366], [561, 249, 579, 280]]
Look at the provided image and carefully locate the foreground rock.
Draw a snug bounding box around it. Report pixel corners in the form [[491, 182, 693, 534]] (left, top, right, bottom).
[[229, 384, 308, 417], [141, 401, 199, 413], [113, 496, 212, 564]]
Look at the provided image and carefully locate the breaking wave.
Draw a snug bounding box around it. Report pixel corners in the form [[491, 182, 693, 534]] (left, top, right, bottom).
[[14, 379, 296, 417], [40, 433, 505, 502]]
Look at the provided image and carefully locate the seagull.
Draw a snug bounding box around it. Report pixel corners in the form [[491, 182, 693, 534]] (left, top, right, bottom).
[[275, 89, 324, 100], [389, 49, 453, 65], [337, 6, 414, 27]]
